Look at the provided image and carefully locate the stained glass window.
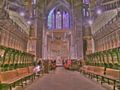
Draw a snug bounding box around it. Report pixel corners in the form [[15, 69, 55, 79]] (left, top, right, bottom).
[[63, 12, 69, 29], [83, 8, 86, 16], [52, 13, 55, 29], [48, 13, 52, 29], [83, 0, 89, 4], [56, 11, 62, 29], [32, 0, 36, 4], [47, 8, 70, 30], [48, 10, 54, 29]]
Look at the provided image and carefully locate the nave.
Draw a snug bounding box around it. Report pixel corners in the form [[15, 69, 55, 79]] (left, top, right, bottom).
[[16, 67, 107, 90], [0, 0, 120, 90]]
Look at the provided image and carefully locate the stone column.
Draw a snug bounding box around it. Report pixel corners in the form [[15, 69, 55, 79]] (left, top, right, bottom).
[[71, 34, 74, 58], [54, 11, 56, 29], [44, 34, 48, 59], [91, 38, 95, 53], [61, 11, 63, 29]]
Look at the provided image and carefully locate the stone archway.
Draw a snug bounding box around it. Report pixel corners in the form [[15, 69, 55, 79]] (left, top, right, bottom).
[[42, 0, 73, 60], [34, 0, 84, 60]]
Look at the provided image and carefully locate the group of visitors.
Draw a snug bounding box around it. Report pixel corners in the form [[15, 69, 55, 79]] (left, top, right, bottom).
[[33, 60, 57, 75]]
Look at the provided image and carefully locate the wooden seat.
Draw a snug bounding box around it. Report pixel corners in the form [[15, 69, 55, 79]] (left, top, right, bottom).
[[80, 65, 120, 90], [0, 67, 36, 90], [101, 68, 120, 90], [0, 70, 23, 90], [92, 67, 105, 81], [79, 65, 89, 73], [17, 67, 29, 77], [28, 66, 34, 74], [28, 66, 35, 79], [86, 66, 105, 79], [93, 67, 105, 76], [17, 67, 34, 82]]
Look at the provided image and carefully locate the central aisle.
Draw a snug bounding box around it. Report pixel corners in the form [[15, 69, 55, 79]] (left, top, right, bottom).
[[25, 67, 107, 90]]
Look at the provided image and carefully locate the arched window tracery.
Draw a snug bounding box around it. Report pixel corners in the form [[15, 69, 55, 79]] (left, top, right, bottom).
[[47, 7, 70, 30]]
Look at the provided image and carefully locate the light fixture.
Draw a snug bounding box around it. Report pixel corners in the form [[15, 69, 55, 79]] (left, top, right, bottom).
[[20, 12, 25, 17], [27, 20, 32, 25], [88, 19, 93, 25], [96, 9, 102, 15]]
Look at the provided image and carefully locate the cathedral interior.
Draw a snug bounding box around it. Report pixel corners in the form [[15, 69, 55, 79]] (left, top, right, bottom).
[[0, 0, 120, 90]]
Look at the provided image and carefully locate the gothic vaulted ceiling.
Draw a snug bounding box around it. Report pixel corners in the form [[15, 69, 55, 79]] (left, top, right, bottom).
[[36, 0, 82, 9]]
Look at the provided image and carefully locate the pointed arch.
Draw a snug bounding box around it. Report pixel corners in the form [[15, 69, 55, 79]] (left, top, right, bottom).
[[46, 0, 72, 30], [47, 6, 70, 30]]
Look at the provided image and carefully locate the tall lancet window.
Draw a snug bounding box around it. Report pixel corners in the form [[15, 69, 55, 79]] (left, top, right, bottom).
[[48, 14, 52, 29], [63, 12, 69, 29], [52, 13, 55, 29], [48, 9, 54, 29], [56, 10, 62, 29]]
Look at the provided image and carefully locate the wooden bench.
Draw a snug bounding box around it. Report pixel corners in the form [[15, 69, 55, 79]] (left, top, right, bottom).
[[28, 66, 34, 74], [85, 66, 105, 79], [80, 65, 105, 74], [79, 65, 89, 74], [0, 70, 23, 90], [92, 67, 105, 80], [17, 67, 29, 84], [85, 66, 95, 74], [17, 67, 35, 83], [28, 66, 35, 80], [80, 65, 120, 90], [80, 65, 105, 81], [93, 67, 105, 75], [101, 68, 120, 90], [0, 66, 35, 90]]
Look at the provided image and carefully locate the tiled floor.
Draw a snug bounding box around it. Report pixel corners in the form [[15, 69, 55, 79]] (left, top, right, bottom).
[[14, 67, 110, 90]]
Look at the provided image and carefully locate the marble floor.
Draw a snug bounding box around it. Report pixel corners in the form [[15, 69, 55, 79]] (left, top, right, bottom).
[[14, 67, 111, 90]]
